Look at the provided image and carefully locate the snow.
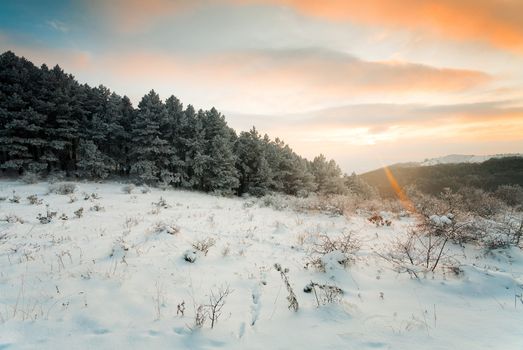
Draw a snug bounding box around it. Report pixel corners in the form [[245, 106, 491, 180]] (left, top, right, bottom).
[[429, 215, 452, 227], [1, 180, 522, 349]]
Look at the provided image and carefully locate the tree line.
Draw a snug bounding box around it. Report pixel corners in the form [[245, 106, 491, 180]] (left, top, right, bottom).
[[361, 157, 523, 198], [0, 51, 372, 197]]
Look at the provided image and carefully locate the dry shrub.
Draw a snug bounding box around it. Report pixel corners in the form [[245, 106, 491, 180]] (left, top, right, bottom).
[[306, 232, 360, 271], [304, 282, 344, 306], [122, 184, 136, 194], [49, 182, 77, 195], [27, 194, 42, 205], [192, 237, 216, 255]]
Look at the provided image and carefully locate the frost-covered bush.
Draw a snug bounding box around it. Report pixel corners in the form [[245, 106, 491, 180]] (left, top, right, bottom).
[[47, 171, 66, 184], [27, 194, 42, 205], [90, 203, 104, 212], [2, 214, 24, 224], [303, 282, 344, 306], [37, 205, 57, 224], [21, 172, 39, 184], [183, 249, 198, 263], [409, 187, 517, 247], [152, 221, 179, 235], [380, 228, 459, 278], [192, 237, 216, 255], [152, 197, 170, 209], [260, 193, 290, 211], [471, 212, 523, 250], [74, 207, 84, 218], [122, 184, 136, 194], [494, 184, 523, 209], [306, 232, 360, 271], [458, 187, 505, 219], [49, 182, 77, 195], [9, 191, 20, 203]]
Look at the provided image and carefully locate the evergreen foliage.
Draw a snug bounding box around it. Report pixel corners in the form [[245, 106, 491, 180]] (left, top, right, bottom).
[[0, 51, 353, 196]]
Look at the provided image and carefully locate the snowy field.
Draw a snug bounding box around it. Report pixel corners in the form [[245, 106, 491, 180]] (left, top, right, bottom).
[[0, 180, 522, 349]]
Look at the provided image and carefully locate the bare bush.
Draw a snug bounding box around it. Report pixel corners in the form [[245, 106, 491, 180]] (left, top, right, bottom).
[[306, 232, 360, 271], [494, 184, 523, 209], [458, 187, 505, 219], [304, 282, 344, 306], [472, 211, 523, 250], [89, 203, 104, 212], [74, 208, 84, 218], [193, 305, 207, 328], [2, 214, 24, 224], [192, 237, 216, 256], [206, 285, 232, 329], [49, 182, 77, 195], [379, 226, 458, 278], [368, 213, 392, 227], [9, 191, 20, 203], [37, 204, 57, 224], [152, 221, 179, 235], [177, 301, 185, 317], [26, 194, 42, 205]]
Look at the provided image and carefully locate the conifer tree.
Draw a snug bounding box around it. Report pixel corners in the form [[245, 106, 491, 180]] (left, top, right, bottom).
[[235, 127, 272, 196]]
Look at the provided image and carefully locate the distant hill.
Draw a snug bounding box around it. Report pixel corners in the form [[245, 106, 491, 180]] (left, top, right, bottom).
[[360, 156, 523, 198], [419, 153, 523, 166]]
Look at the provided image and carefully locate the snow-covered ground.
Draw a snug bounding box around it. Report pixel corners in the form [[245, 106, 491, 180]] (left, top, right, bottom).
[[0, 180, 522, 349]]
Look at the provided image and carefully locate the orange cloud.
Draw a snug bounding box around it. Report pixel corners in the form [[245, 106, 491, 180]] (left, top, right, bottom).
[[103, 49, 489, 97], [88, 0, 197, 32], [236, 0, 523, 53]]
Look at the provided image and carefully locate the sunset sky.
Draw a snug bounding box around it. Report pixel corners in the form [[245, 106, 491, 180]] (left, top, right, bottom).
[[1, 0, 522, 173]]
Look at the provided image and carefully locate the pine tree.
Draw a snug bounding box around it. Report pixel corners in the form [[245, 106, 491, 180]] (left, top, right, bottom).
[[163, 95, 185, 186], [235, 127, 272, 196], [311, 154, 347, 195], [197, 108, 239, 194], [129, 90, 174, 184], [77, 140, 114, 179]]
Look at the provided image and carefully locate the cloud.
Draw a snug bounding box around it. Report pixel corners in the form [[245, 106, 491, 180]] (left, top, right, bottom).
[[87, 0, 200, 32], [0, 38, 92, 72], [235, 0, 523, 53], [98, 48, 490, 113], [288, 100, 523, 128], [237, 100, 523, 172], [82, 1, 523, 53], [46, 20, 69, 33]]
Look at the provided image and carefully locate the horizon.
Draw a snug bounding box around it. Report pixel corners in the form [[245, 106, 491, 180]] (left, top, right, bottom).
[[1, 0, 522, 173]]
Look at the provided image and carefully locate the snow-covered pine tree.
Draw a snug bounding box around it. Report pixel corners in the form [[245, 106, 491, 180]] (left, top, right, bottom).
[[129, 90, 174, 185], [163, 95, 185, 186], [235, 127, 272, 196], [197, 108, 239, 194], [311, 154, 347, 195], [76, 139, 114, 179]]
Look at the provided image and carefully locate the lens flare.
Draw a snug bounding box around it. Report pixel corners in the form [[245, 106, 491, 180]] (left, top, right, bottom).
[[383, 166, 416, 213]]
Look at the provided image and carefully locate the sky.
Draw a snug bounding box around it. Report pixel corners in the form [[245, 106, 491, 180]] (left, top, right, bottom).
[[1, 0, 522, 173]]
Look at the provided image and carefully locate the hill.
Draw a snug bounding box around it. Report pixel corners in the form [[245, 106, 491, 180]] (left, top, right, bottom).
[[361, 156, 523, 198]]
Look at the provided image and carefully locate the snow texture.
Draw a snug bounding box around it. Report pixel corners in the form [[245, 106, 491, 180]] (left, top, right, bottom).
[[0, 180, 522, 349]]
